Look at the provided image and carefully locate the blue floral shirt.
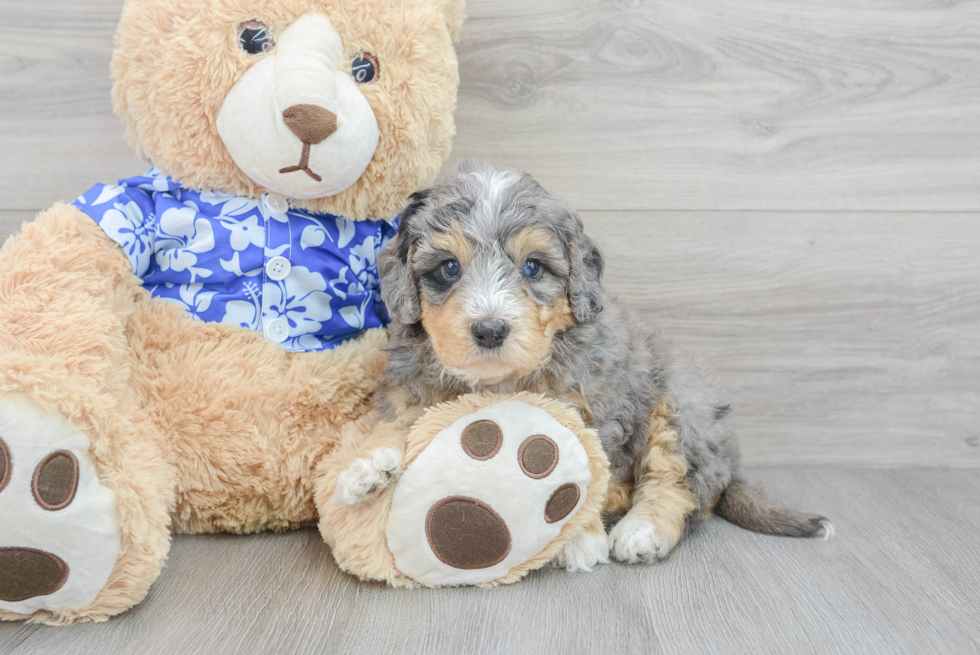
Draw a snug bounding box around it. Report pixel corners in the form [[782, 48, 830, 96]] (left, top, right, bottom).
[[73, 169, 397, 352]]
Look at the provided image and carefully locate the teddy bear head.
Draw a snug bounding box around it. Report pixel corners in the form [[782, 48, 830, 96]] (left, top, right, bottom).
[[111, 0, 465, 220]]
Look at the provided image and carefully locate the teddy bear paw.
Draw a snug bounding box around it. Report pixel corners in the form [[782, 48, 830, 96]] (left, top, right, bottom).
[[0, 397, 120, 615], [553, 530, 610, 572], [608, 517, 675, 563], [333, 447, 403, 506], [385, 400, 594, 586]]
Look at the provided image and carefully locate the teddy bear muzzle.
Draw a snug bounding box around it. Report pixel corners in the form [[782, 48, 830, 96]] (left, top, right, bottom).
[[216, 12, 380, 200]]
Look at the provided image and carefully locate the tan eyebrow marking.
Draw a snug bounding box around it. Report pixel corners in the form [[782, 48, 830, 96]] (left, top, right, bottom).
[[508, 226, 556, 262], [429, 220, 474, 265]]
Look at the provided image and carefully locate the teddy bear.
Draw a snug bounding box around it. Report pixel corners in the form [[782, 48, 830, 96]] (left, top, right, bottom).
[[0, 0, 609, 624]]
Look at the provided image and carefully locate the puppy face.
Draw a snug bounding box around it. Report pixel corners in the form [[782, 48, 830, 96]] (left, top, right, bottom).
[[379, 160, 605, 385]]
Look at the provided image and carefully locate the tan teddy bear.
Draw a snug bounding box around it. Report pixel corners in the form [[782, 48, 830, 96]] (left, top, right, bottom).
[[0, 0, 609, 624]]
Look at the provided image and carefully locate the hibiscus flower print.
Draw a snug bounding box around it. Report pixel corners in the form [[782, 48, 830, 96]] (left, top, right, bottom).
[[261, 266, 333, 343], [99, 200, 156, 276], [72, 170, 400, 353], [156, 283, 218, 321], [221, 282, 262, 330], [155, 206, 216, 282], [218, 214, 265, 251]]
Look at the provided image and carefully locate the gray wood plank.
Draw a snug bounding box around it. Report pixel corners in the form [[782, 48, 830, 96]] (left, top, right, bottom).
[[0, 0, 145, 211], [2, 0, 979, 212], [1, 468, 978, 654], [580, 210, 980, 467], [449, 0, 980, 211]]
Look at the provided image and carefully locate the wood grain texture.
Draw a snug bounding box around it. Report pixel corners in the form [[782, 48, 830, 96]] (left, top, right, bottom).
[[0, 0, 145, 211], [2, 208, 978, 467], [449, 0, 980, 211], [1, 468, 978, 654], [581, 210, 980, 467], [2, 0, 979, 212]]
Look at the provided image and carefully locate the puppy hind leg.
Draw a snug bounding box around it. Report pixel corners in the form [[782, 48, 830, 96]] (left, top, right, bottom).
[[609, 403, 696, 563]]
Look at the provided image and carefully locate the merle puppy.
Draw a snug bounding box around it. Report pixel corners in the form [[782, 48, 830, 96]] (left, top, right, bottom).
[[337, 159, 831, 571]]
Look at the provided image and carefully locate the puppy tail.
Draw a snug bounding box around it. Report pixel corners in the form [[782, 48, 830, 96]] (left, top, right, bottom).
[[714, 476, 834, 540]]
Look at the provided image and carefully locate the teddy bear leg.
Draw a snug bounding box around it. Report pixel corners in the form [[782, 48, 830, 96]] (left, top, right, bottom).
[[0, 205, 174, 624], [384, 396, 609, 586]]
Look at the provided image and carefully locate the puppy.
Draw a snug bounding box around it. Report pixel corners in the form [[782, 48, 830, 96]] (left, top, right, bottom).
[[339, 159, 831, 571]]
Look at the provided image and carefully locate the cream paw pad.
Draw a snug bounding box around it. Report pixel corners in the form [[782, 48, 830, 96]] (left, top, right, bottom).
[[386, 397, 602, 586]]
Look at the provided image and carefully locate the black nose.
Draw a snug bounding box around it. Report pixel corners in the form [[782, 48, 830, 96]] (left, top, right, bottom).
[[471, 320, 510, 350]]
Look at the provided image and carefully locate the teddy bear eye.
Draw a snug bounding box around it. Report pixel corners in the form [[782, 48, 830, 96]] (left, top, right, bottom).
[[351, 53, 379, 84], [238, 20, 275, 56]]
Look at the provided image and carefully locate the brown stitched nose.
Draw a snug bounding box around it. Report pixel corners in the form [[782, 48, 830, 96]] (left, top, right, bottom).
[[282, 104, 338, 144], [0, 548, 70, 602]]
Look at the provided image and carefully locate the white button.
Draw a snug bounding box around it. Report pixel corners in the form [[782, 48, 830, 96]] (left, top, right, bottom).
[[264, 318, 289, 343], [263, 194, 289, 214], [266, 256, 291, 281]]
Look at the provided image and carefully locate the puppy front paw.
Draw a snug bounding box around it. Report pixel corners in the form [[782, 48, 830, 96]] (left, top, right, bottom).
[[553, 530, 610, 572], [333, 448, 403, 506], [608, 517, 675, 563]]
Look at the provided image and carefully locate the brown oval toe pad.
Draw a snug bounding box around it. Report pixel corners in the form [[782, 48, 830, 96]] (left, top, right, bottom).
[[545, 483, 581, 524], [0, 548, 69, 602], [425, 496, 512, 569], [461, 420, 503, 461], [518, 435, 558, 479], [0, 438, 10, 493], [32, 450, 79, 511]]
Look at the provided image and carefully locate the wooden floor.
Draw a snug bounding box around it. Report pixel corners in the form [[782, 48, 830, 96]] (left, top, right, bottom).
[[1, 0, 979, 652], [2, 469, 979, 654]]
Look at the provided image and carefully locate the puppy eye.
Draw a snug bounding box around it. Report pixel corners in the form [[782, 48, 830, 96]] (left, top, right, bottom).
[[351, 53, 379, 84], [442, 259, 459, 277], [442, 259, 461, 278], [238, 21, 275, 55], [522, 259, 543, 279]]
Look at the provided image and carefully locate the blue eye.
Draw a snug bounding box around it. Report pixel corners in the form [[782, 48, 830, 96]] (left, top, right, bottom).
[[442, 259, 460, 278], [522, 259, 542, 279]]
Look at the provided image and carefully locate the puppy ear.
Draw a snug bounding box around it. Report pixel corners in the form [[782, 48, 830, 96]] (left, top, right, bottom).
[[568, 218, 605, 324], [379, 190, 430, 324]]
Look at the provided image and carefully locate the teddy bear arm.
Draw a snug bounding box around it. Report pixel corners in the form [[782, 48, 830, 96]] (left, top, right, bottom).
[[0, 204, 143, 393]]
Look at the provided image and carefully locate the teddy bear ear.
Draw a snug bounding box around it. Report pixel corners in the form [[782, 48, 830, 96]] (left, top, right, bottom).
[[437, 0, 466, 43]]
